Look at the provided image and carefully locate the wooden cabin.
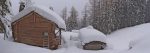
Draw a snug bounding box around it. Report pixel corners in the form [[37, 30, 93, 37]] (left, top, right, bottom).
[[11, 5, 66, 50]]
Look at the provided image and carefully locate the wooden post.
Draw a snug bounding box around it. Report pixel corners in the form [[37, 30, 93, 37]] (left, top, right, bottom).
[[59, 28, 61, 45]]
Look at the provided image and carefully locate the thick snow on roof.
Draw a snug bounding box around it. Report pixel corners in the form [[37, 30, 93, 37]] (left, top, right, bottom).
[[79, 26, 107, 44], [12, 5, 66, 29]]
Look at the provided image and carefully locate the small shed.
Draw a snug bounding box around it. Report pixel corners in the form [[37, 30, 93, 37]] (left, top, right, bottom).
[[79, 26, 107, 50], [11, 5, 66, 49]]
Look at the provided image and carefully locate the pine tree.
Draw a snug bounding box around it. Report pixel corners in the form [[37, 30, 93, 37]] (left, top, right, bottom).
[[88, 0, 149, 34], [126, 0, 146, 26], [89, 0, 116, 34], [0, 0, 11, 39], [89, 0, 97, 26], [67, 7, 78, 31], [0, 0, 11, 16], [146, 0, 150, 23], [24, 0, 32, 8], [61, 7, 67, 24], [81, 4, 89, 28]]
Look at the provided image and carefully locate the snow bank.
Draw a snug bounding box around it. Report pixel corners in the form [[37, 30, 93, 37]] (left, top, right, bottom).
[[79, 26, 107, 45], [122, 35, 150, 53], [12, 4, 66, 29], [108, 23, 150, 50]]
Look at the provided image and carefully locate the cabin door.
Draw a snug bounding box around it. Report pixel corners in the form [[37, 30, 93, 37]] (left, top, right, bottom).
[[42, 31, 49, 47]]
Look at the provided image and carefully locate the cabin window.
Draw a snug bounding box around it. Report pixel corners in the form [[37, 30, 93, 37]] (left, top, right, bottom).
[[43, 32, 48, 37]]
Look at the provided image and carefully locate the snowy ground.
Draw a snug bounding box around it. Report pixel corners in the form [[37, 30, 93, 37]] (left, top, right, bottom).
[[0, 34, 51, 53], [1, 23, 150, 53], [107, 23, 150, 49], [107, 23, 150, 53], [0, 33, 115, 53]]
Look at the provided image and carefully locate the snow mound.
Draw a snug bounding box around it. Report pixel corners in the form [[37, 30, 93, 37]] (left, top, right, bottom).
[[61, 32, 79, 48], [79, 26, 107, 45], [12, 4, 66, 29]]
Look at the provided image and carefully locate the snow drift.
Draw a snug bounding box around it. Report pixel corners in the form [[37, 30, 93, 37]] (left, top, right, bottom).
[[122, 35, 150, 53], [108, 23, 150, 50]]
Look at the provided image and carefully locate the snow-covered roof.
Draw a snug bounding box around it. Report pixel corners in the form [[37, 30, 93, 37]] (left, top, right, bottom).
[[12, 5, 66, 29], [79, 26, 107, 44]]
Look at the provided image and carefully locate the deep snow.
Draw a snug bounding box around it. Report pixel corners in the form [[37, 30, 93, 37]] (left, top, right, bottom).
[[123, 35, 150, 53], [0, 32, 115, 53], [1, 23, 150, 53], [107, 23, 150, 51]]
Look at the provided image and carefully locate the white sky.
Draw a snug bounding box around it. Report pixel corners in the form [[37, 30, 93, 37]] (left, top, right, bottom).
[[11, 0, 89, 17]]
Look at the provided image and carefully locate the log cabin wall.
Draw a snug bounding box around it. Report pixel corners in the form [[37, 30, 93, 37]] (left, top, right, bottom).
[[12, 11, 59, 49]]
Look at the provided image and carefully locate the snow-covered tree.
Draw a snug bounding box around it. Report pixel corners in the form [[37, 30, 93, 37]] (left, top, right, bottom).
[[23, 0, 32, 8], [81, 4, 89, 28], [61, 7, 67, 24], [126, 0, 146, 26], [67, 7, 78, 31], [49, 6, 54, 11], [88, 0, 150, 34], [89, 0, 116, 34], [146, 0, 150, 23], [88, 0, 97, 25], [0, 0, 11, 16], [0, 0, 12, 39]]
